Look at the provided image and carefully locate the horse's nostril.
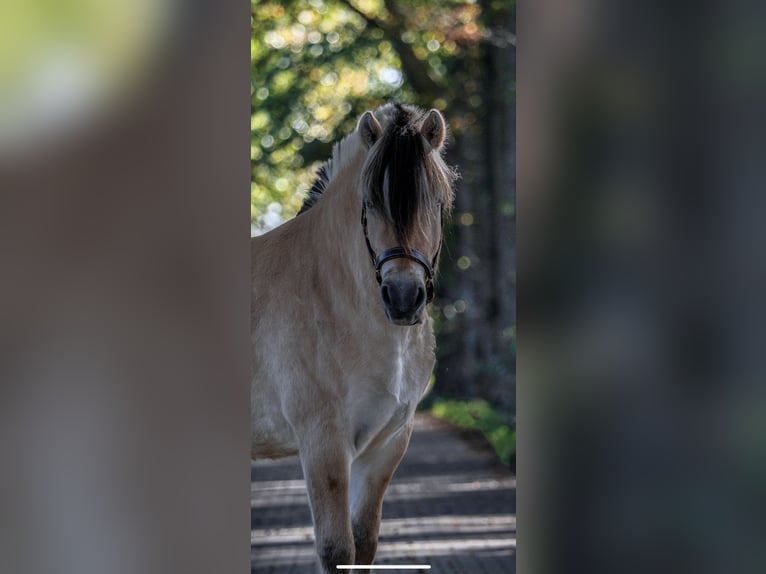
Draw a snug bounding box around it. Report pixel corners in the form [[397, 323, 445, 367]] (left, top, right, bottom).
[[382, 281, 425, 317], [381, 285, 392, 306], [415, 286, 425, 307]]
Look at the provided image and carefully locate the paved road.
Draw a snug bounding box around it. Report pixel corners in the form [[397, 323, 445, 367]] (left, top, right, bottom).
[[251, 412, 516, 573]]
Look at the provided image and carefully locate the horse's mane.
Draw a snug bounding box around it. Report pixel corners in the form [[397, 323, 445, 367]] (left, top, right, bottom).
[[297, 163, 329, 215], [296, 124, 359, 216], [298, 103, 457, 246]]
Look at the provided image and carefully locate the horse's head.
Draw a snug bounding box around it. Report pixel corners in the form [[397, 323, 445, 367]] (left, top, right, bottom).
[[357, 104, 456, 326]]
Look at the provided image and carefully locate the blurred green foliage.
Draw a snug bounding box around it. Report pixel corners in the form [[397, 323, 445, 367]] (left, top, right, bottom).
[[251, 0, 500, 230], [431, 398, 516, 465]]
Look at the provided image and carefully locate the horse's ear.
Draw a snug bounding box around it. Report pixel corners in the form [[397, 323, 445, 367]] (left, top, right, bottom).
[[420, 109, 446, 151], [358, 111, 383, 149]]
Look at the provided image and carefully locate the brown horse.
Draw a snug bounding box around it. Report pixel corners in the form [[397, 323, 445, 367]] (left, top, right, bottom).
[[251, 103, 457, 572]]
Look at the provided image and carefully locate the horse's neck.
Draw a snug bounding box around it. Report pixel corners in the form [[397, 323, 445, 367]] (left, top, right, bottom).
[[304, 162, 382, 320]]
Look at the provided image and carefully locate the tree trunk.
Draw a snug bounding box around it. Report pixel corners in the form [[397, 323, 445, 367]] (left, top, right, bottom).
[[435, 3, 515, 414]]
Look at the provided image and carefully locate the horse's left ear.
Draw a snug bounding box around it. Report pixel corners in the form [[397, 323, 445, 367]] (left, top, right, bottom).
[[358, 111, 383, 149], [420, 109, 446, 151]]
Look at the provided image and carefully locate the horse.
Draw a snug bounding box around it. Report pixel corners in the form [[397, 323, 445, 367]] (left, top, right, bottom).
[[251, 103, 457, 572]]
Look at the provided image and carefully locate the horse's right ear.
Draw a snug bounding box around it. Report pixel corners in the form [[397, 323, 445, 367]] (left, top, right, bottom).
[[358, 111, 383, 149], [420, 109, 446, 151]]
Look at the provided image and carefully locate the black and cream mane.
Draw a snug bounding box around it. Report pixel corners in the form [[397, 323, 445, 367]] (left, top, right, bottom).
[[297, 103, 457, 246]]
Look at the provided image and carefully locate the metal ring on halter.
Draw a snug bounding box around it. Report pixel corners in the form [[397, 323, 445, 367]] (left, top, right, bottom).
[[361, 204, 441, 304]]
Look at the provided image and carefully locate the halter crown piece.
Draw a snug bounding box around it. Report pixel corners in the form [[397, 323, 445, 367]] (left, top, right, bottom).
[[361, 204, 442, 304]]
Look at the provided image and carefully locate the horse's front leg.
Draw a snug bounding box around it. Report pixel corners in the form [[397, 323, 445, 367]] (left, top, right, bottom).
[[350, 421, 414, 572], [300, 437, 355, 573]]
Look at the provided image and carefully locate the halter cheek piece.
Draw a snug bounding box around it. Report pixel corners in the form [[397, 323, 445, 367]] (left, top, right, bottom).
[[361, 204, 442, 304]]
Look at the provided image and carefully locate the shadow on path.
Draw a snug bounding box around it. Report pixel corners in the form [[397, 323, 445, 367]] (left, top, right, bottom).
[[251, 412, 516, 573]]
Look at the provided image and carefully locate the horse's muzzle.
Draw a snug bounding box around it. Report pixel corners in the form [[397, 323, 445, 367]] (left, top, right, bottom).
[[380, 277, 426, 325]]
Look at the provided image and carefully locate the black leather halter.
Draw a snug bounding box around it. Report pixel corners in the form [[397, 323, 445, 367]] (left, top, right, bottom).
[[361, 204, 442, 303]]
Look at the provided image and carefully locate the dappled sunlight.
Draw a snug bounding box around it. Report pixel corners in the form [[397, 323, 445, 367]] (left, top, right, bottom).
[[386, 476, 515, 499], [251, 521, 514, 570], [250, 0, 497, 227], [251, 477, 307, 509], [251, 0, 411, 225], [251, 413, 515, 572]]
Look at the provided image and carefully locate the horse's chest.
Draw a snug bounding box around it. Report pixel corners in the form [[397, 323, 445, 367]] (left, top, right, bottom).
[[348, 394, 412, 455], [347, 352, 429, 455]]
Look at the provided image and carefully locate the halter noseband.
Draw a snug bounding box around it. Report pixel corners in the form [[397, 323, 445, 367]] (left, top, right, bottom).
[[361, 204, 442, 304]]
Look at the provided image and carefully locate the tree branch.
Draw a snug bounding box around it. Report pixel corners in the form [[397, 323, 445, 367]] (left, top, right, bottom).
[[338, 0, 444, 99]]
